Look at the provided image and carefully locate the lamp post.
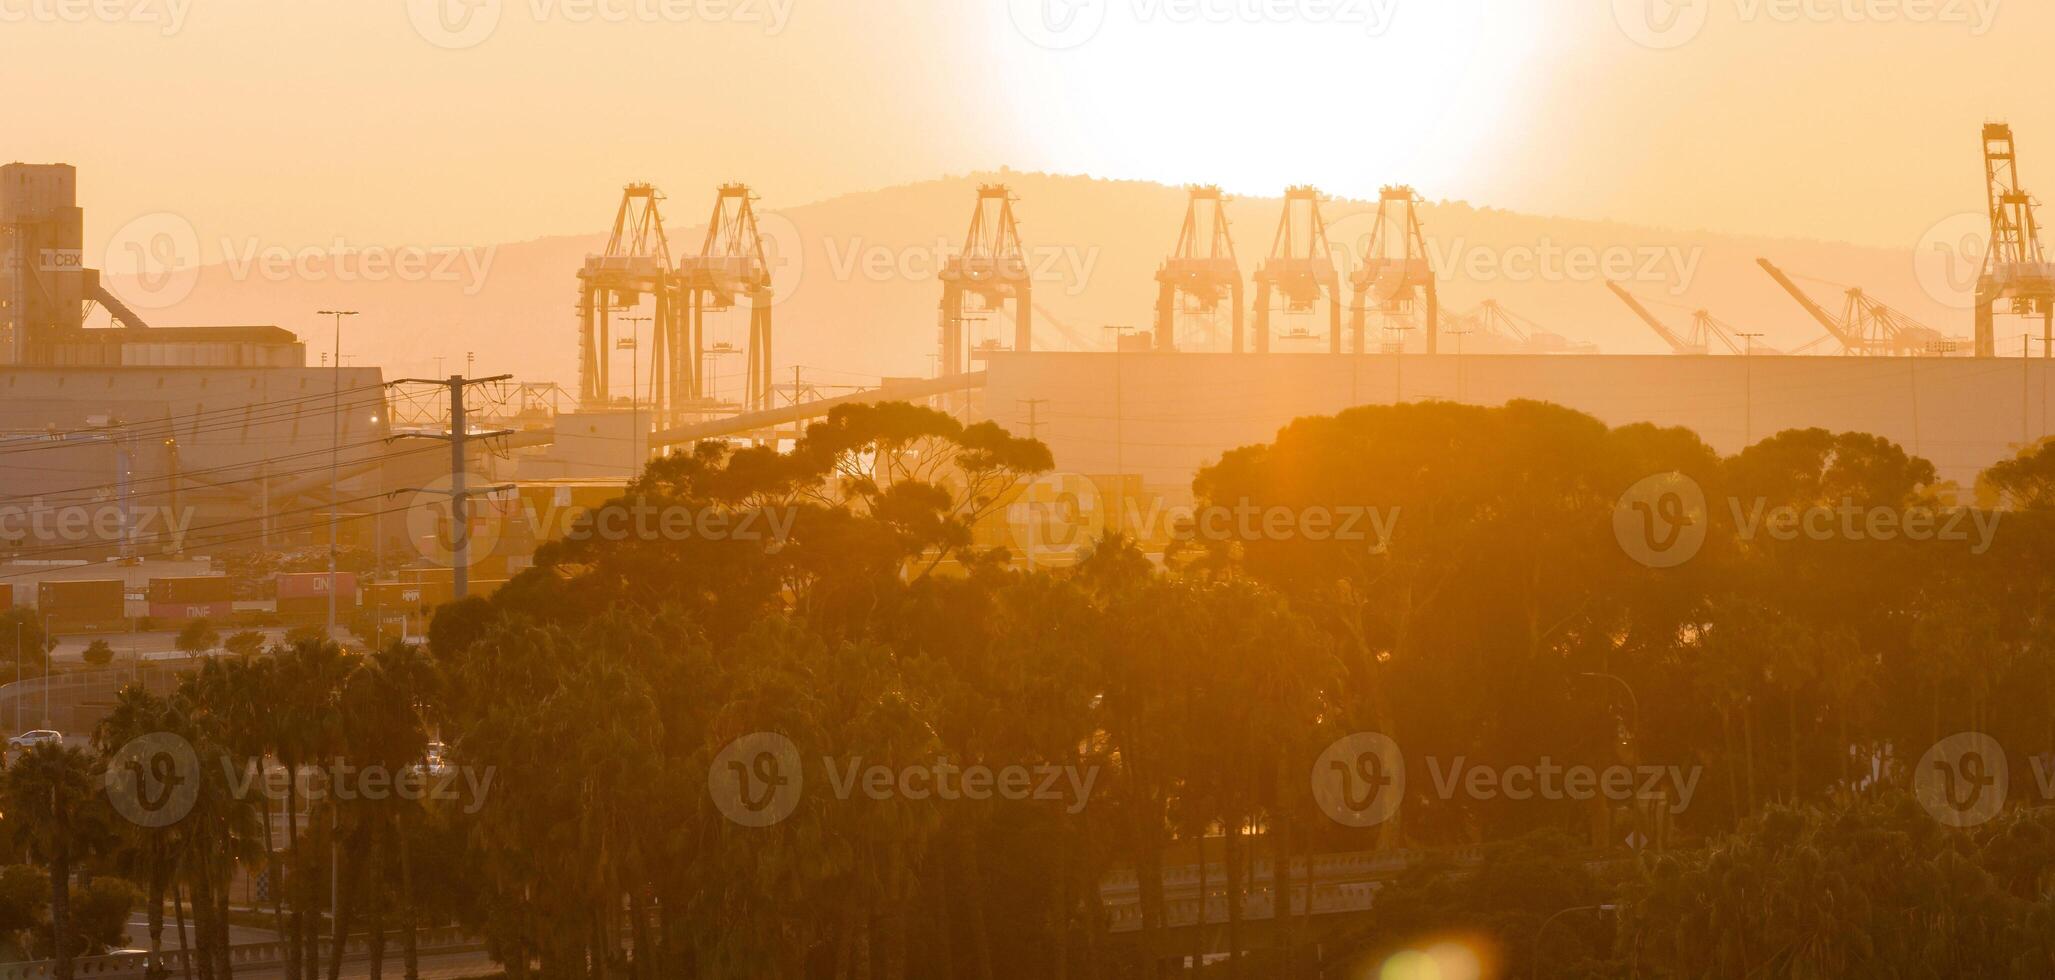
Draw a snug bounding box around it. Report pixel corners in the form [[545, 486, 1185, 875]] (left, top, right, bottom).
[[1102, 325, 1135, 537], [619, 315, 650, 475], [1577, 671, 1642, 755], [1533, 904, 1619, 978], [316, 310, 358, 641]]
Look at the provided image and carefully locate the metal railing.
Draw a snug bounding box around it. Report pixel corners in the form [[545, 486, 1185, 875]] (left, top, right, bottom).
[[0, 925, 478, 980]]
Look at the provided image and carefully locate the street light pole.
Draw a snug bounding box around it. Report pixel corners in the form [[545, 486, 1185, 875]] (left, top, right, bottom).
[[1448, 328, 1472, 402], [1533, 904, 1619, 979], [317, 310, 358, 641], [621, 316, 650, 476], [1102, 325, 1133, 537]]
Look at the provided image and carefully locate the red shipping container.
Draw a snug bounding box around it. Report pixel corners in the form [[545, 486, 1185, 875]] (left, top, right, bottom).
[[39, 580, 126, 620], [0, 583, 12, 608], [148, 576, 234, 604], [276, 572, 357, 602], [149, 601, 234, 622]]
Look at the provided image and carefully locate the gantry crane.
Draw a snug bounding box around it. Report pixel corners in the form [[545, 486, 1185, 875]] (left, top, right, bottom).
[[1251, 185, 1342, 354], [1471, 300, 1600, 354], [577, 184, 679, 409], [939, 184, 1034, 376], [1348, 186, 1440, 355], [1606, 281, 1763, 354], [1153, 185, 1243, 352], [1975, 123, 2055, 358], [678, 184, 778, 415], [1758, 259, 1958, 356]]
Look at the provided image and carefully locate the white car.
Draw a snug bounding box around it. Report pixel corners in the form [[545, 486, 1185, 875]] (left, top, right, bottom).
[[7, 730, 63, 750]]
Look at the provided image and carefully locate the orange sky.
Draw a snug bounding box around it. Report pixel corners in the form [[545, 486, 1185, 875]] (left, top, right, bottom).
[[5, 0, 2048, 263]]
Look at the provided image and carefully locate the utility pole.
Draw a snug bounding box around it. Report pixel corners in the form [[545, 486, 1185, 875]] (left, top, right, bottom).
[[1448, 328, 1472, 402], [1018, 398, 1048, 441], [1385, 324, 1415, 403], [1737, 332, 1764, 446], [391, 374, 514, 600], [317, 310, 358, 640]]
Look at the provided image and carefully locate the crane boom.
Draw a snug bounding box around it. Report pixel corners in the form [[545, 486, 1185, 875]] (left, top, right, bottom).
[[1757, 258, 1862, 352], [1607, 281, 1700, 354]]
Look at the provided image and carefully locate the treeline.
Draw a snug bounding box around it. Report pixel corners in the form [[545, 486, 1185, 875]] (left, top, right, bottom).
[[6, 399, 2054, 978]]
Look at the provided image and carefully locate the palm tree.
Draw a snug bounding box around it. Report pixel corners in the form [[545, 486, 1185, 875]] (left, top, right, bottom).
[[269, 638, 355, 980], [367, 642, 437, 980], [94, 686, 183, 980], [332, 645, 432, 980], [4, 743, 108, 980]]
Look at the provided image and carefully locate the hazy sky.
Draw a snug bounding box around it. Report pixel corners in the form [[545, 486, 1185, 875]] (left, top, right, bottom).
[[5, 0, 2047, 265]]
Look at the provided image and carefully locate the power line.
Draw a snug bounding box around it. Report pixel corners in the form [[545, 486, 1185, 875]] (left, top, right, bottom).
[[0, 382, 391, 444], [0, 503, 417, 582], [0, 432, 416, 504], [0, 389, 392, 458]]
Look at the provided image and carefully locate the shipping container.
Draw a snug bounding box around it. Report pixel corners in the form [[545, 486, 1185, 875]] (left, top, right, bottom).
[[275, 572, 357, 602], [147, 576, 234, 605], [148, 601, 234, 622], [39, 579, 126, 618], [275, 595, 351, 621], [0, 583, 11, 608], [370, 581, 455, 612], [400, 566, 456, 585], [39, 579, 128, 633]]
